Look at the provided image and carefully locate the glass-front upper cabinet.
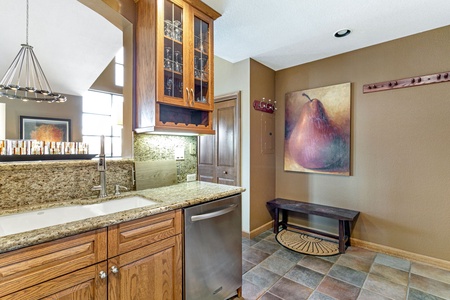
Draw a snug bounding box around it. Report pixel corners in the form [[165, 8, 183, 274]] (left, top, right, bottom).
[[160, 0, 185, 106], [157, 0, 213, 111], [192, 14, 212, 110]]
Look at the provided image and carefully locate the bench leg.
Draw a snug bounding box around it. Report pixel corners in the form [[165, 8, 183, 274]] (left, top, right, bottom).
[[345, 221, 352, 247], [273, 208, 280, 234], [338, 220, 345, 253], [281, 210, 288, 230]]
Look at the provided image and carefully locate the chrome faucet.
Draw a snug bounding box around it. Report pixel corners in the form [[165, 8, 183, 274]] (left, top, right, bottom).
[[92, 135, 107, 198]]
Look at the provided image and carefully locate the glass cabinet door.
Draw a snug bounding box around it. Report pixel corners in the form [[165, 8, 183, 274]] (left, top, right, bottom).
[[163, 0, 184, 102], [192, 16, 211, 109]]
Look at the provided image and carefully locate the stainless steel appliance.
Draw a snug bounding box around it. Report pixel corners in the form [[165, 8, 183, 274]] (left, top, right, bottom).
[[184, 194, 242, 300]]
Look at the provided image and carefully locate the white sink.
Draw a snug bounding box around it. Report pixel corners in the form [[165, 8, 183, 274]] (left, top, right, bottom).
[[0, 196, 158, 237], [84, 196, 158, 215]]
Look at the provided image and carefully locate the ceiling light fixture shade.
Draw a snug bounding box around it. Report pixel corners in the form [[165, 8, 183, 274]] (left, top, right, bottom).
[[0, 0, 66, 103], [334, 28, 351, 38]]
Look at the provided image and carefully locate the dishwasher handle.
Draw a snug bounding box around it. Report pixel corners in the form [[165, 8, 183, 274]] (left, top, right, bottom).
[[190, 204, 238, 222]]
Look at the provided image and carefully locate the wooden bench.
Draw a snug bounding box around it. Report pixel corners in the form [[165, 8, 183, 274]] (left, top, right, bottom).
[[267, 198, 360, 254]]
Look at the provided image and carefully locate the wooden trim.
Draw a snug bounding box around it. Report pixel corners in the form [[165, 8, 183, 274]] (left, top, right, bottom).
[[243, 220, 273, 239], [351, 238, 450, 271], [243, 224, 450, 270], [363, 70, 450, 93]]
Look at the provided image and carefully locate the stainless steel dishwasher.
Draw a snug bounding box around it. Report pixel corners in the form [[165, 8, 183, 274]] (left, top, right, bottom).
[[184, 194, 242, 300]]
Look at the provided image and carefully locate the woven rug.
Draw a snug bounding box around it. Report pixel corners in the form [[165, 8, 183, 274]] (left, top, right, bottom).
[[275, 229, 339, 256]]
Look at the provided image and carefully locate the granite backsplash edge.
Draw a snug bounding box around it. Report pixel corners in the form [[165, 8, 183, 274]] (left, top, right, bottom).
[[0, 159, 134, 210]]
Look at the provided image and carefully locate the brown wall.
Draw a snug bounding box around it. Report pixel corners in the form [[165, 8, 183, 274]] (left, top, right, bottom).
[[249, 59, 276, 231], [275, 26, 450, 261]]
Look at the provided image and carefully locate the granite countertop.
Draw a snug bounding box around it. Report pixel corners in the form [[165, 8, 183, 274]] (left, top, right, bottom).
[[0, 181, 245, 254]]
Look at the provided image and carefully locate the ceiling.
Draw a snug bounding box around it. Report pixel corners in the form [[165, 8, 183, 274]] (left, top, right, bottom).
[[1, 0, 449, 97], [202, 0, 450, 71], [0, 0, 122, 97]]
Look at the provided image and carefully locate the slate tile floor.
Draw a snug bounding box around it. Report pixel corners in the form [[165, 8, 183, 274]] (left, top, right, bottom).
[[238, 231, 450, 300]]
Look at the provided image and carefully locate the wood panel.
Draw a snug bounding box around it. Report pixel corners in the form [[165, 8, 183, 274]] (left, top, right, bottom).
[[0, 229, 107, 298], [108, 210, 182, 257], [135, 0, 157, 129], [108, 235, 182, 300]]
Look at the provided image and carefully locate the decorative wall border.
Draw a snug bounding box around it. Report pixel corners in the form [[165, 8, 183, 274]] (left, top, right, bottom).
[[363, 71, 450, 93]]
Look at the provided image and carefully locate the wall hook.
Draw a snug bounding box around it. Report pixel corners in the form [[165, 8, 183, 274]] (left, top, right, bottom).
[[253, 97, 276, 114]]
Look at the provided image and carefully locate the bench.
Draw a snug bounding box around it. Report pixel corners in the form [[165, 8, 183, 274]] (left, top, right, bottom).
[[267, 198, 360, 254]]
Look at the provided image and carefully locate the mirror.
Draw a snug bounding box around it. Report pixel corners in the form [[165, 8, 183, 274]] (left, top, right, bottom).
[[0, 0, 134, 158]]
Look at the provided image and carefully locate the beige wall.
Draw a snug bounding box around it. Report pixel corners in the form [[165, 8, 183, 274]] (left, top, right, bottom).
[[0, 95, 83, 141], [249, 59, 276, 231], [91, 59, 123, 95], [214, 56, 251, 232], [275, 26, 450, 261]]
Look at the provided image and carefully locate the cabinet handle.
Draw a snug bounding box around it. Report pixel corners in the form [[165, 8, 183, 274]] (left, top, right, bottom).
[[185, 88, 190, 105], [190, 89, 194, 106], [111, 266, 119, 274], [99, 270, 107, 279]]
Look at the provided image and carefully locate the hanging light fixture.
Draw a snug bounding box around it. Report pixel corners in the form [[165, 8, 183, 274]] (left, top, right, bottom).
[[0, 0, 66, 103]]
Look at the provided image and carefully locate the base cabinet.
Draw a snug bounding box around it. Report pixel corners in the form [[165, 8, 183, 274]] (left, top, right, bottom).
[[108, 235, 182, 300], [0, 210, 182, 300], [1, 263, 107, 300]]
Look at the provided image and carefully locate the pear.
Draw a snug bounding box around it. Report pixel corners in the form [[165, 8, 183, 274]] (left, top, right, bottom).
[[288, 93, 348, 170]]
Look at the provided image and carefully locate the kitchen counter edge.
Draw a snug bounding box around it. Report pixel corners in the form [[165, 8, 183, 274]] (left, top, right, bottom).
[[0, 181, 245, 254]]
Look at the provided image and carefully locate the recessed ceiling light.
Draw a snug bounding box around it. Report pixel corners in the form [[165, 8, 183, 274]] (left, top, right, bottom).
[[334, 29, 351, 38]]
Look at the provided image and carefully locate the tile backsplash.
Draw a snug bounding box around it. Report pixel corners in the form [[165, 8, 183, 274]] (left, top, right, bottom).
[[0, 159, 134, 211], [0, 134, 198, 211], [133, 134, 197, 183]]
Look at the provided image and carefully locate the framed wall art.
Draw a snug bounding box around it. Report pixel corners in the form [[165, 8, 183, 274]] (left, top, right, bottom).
[[284, 83, 351, 176], [20, 116, 71, 142]]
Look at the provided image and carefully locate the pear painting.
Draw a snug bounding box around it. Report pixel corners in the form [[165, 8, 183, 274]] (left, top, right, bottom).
[[285, 83, 351, 175]]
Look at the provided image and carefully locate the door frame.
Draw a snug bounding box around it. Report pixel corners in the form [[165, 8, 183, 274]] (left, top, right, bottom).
[[198, 91, 241, 185], [216, 91, 241, 186]]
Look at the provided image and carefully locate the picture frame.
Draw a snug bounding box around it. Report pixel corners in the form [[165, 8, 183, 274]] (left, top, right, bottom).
[[20, 116, 71, 142], [284, 83, 351, 176]]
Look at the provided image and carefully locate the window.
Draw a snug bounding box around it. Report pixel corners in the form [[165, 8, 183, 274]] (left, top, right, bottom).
[[82, 90, 123, 157], [115, 47, 124, 87]]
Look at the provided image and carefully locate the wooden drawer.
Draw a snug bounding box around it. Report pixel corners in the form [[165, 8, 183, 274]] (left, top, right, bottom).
[[0, 228, 107, 298], [1, 262, 107, 300], [108, 210, 182, 257]]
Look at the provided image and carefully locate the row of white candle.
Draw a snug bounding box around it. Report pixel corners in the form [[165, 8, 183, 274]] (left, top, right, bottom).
[[0, 140, 89, 156]]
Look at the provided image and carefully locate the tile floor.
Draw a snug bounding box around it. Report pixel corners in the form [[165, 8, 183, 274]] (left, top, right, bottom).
[[239, 231, 450, 300]]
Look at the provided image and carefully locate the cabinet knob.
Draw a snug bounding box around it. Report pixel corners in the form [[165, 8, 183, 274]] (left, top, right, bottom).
[[99, 270, 107, 279], [223, 171, 228, 174], [111, 266, 119, 274]]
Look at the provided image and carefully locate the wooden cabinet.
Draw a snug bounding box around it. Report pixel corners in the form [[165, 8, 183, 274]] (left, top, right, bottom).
[[135, 0, 220, 134], [107, 210, 183, 300], [0, 210, 182, 300], [108, 235, 182, 300], [0, 229, 107, 299], [1, 262, 107, 300]]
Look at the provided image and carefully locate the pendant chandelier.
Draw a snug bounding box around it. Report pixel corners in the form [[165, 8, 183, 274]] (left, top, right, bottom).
[[0, 0, 66, 103]]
